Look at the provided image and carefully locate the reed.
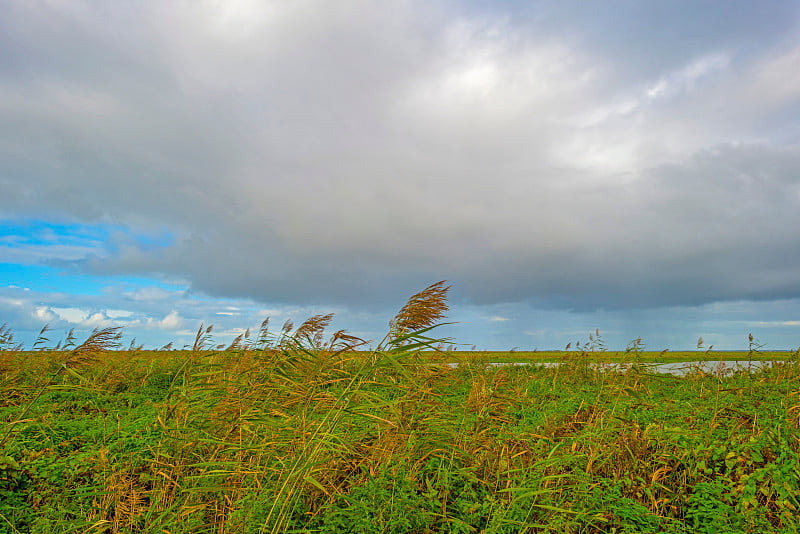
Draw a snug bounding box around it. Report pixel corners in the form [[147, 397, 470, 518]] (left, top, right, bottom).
[[1, 285, 799, 532]]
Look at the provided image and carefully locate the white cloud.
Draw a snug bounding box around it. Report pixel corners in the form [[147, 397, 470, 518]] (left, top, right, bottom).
[[52, 307, 89, 324], [644, 53, 730, 101], [158, 310, 183, 330], [34, 306, 56, 322], [83, 312, 116, 329], [105, 309, 134, 319], [48, 307, 121, 329], [124, 287, 184, 302]]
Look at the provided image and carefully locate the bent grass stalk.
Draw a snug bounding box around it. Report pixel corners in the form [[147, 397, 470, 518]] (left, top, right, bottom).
[[264, 282, 452, 532]]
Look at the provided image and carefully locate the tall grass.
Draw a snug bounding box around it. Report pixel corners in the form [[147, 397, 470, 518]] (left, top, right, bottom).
[[1, 283, 800, 532]]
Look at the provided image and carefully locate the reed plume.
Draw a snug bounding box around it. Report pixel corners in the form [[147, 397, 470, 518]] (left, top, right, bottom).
[[389, 280, 450, 335], [251, 317, 274, 350], [327, 329, 367, 351], [192, 323, 214, 352], [32, 323, 51, 351], [0, 323, 23, 352], [280, 319, 293, 336], [226, 333, 245, 351], [277, 319, 294, 346], [295, 313, 335, 347], [64, 327, 123, 368]]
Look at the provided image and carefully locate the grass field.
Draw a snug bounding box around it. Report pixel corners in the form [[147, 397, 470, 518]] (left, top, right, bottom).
[[419, 350, 794, 364], [1, 284, 799, 533]]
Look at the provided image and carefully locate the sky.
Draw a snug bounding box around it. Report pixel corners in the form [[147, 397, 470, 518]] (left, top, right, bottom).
[[1, 0, 800, 351]]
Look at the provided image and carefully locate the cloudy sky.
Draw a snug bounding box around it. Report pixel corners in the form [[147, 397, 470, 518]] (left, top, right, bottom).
[[2, 0, 800, 351]]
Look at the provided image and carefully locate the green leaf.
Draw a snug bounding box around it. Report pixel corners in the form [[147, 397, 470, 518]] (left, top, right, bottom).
[[304, 475, 328, 495]]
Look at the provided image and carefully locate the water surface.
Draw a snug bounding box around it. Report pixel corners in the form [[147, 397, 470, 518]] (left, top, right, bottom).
[[443, 360, 781, 376]]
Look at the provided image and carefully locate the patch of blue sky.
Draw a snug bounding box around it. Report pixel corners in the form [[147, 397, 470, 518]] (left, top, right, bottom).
[[0, 262, 185, 296], [0, 218, 174, 254], [0, 219, 117, 247]]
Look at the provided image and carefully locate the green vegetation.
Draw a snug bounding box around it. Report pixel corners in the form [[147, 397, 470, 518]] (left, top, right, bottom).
[[2, 283, 800, 532], [419, 350, 793, 365]]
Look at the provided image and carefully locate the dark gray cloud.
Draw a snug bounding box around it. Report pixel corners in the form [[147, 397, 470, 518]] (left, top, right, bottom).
[[2, 1, 799, 311]]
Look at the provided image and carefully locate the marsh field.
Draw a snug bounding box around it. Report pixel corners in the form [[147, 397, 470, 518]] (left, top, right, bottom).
[[1, 284, 800, 533]]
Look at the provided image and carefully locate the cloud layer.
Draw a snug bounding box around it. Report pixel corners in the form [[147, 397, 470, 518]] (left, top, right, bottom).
[[2, 1, 800, 311]]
